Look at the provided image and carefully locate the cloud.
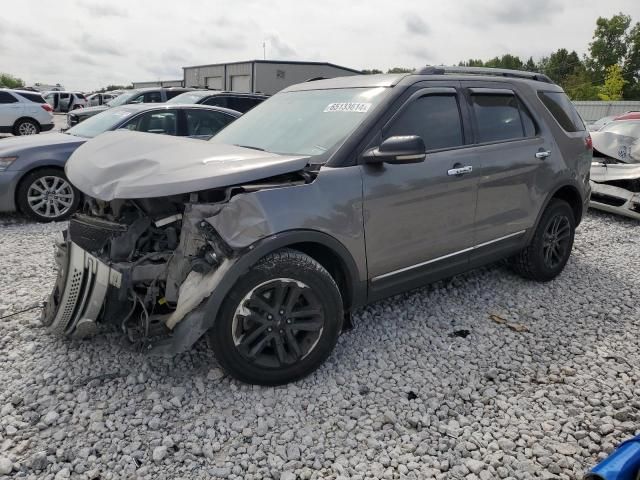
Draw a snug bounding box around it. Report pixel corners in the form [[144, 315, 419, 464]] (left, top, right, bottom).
[[71, 54, 101, 67], [81, 3, 126, 17], [77, 33, 122, 56], [405, 16, 430, 36], [265, 33, 296, 58], [192, 33, 245, 51], [464, 0, 564, 26]]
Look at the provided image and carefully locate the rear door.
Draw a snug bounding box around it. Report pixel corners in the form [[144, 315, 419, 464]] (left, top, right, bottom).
[[461, 82, 555, 262], [362, 83, 480, 297], [0, 91, 23, 126]]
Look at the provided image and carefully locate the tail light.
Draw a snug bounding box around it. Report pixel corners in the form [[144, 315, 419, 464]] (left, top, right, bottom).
[[585, 134, 593, 150], [41, 104, 53, 112]]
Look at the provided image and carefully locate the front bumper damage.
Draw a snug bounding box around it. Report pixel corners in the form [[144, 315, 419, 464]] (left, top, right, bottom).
[[590, 162, 640, 221]]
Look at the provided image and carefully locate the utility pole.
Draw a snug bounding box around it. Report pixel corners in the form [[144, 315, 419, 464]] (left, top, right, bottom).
[[263, 41, 266, 60]]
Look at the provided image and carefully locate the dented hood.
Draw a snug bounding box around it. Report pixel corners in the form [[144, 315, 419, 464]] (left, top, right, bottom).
[[65, 130, 310, 201], [591, 130, 640, 163]]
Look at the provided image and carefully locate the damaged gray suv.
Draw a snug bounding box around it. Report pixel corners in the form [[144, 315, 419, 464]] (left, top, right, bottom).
[[43, 67, 592, 385]]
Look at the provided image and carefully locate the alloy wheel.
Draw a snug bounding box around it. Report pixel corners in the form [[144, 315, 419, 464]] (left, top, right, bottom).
[[542, 214, 571, 269], [232, 278, 325, 368], [27, 176, 75, 219], [18, 122, 38, 135]]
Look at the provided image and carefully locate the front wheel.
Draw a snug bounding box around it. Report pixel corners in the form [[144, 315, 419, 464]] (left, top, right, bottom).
[[510, 199, 576, 281], [16, 169, 81, 222], [209, 249, 343, 385]]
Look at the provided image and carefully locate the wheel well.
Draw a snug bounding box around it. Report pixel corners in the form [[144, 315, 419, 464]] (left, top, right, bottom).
[[287, 242, 352, 310], [13, 117, 41, 128], [551, 185, 583, 225]]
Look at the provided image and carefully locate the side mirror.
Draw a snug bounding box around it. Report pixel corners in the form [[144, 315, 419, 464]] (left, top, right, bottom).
[[363, 135, 426, 165]]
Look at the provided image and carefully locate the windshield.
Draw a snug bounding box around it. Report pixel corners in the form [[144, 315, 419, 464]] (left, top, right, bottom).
[[600, 121, 640, 138], [107, 91, 138, 107], [166, 91, 210, 104], [210, 87, 389, 157], [67, 107, 135, 138]]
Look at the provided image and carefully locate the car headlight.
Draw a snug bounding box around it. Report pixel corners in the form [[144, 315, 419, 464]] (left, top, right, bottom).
[[0, 156, 18, 172]]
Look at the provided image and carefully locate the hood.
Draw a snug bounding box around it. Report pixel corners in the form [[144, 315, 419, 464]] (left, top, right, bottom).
[[65, 130, 310, 201], [0, 132, 85, 157], [591, 131, 640, 163], [591, 161, 640, 183], [74, 105, 108, 117]]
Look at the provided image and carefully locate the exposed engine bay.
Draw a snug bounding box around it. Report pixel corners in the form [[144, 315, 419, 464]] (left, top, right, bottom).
[[41, 171, 315, 347]]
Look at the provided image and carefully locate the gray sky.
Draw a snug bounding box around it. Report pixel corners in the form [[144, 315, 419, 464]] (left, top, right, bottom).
[[2, 0, 639, 90]]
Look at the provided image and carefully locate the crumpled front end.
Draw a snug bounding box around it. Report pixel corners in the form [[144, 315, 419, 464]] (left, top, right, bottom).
[[590, 162, 640, 221], [41, 171, 314, 346]]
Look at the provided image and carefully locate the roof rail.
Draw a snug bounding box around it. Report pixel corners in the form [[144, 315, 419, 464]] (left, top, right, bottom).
[[417, 66, 554, 84]]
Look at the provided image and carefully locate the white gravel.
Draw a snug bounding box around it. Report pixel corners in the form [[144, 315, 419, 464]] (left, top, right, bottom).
[[0, 210, 639, 480]]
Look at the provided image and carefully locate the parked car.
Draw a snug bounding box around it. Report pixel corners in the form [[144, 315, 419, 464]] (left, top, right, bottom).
[[86, 92, 117, 107], [42, 91, 88, 112], [0, 104, 240, 221], [67, 87, 194, 127], [590, 120, 640, 220], [0, 88, 54, 136], [588, 111, 640, 132], [44, 67, 591, 385], [166, 90, 268, 112]]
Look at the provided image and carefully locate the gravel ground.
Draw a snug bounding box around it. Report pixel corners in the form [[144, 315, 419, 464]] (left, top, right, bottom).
[[0, 211, 638, 480]]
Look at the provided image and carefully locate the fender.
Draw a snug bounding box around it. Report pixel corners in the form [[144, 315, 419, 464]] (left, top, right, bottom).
[[150, 229, 366, 355]]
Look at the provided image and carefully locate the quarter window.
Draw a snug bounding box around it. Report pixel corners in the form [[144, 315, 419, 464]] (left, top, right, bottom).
[[470, 94, 534, 143], [385, 94, 464, 150], [538, 91, 585, 132]]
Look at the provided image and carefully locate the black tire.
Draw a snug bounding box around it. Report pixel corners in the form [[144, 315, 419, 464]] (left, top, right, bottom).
[[13, 118, 40, 136], [209, 249, 343, 385], [511, 199, 575, 282], [16, 168, 81, 222]]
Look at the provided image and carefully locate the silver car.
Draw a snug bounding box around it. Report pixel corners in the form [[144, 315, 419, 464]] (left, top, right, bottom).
[[0, 104, 240, 221]]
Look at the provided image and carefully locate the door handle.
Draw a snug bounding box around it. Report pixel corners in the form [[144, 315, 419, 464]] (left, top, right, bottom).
[[535, 150, 551, 160], [447, 165, 473, 176]]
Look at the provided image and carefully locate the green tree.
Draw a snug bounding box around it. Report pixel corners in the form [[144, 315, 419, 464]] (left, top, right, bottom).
[[588, 13, 631, 82], [458, 59, 484, 67], [542, 49, 583, 85], [564, 69, 599, 100], [524, 57, 538, 72], [0, 73, 24, 89], [386, 67, 415, 74], [598, 64, 626, 100], [623, 22, 640, 99], [361, 69, 383, 75]]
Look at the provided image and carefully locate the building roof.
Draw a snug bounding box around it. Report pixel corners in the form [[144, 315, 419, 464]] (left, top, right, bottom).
[[183, 59, 361, 74]]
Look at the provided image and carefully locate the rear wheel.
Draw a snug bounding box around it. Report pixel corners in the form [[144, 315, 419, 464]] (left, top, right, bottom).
[[511, 199, 575, 281], [16, 169, 81, 222], [209, 249, 343, 385], [13, 118, 40, 136]]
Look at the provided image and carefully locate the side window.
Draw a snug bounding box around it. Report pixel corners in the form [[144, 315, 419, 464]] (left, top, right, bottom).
[[60, 93, 70, 100], [186, 109, 236, 137], [0, 92, 18, 104], [202, 96, 228, 108], [538, 91, 585, 132], [128, 94, 145, 104], [385, 94, 464, 150], [122, 110, 178, 135], [470, 94, 528, 143], [227, 97, 260, 113], [144, 91, 163, 103]]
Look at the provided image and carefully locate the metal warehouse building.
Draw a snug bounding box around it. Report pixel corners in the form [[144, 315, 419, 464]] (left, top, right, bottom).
[[182, 60, 361, 94], [132, 79, 185, 88]]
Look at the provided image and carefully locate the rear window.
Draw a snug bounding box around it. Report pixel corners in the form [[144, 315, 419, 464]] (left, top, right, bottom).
[[538, 91, 585, 132], [0, 91, 18, 104], [15, 92, 46, 104], [165, 90, 187, 100], [470, 93, 535, 143]]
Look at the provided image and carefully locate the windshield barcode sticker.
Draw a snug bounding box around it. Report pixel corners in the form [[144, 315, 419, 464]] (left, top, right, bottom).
[[324, 102, 371, 113]]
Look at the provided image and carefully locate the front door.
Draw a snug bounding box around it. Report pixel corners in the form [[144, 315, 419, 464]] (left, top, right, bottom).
[[362, 85, 479, 299]]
